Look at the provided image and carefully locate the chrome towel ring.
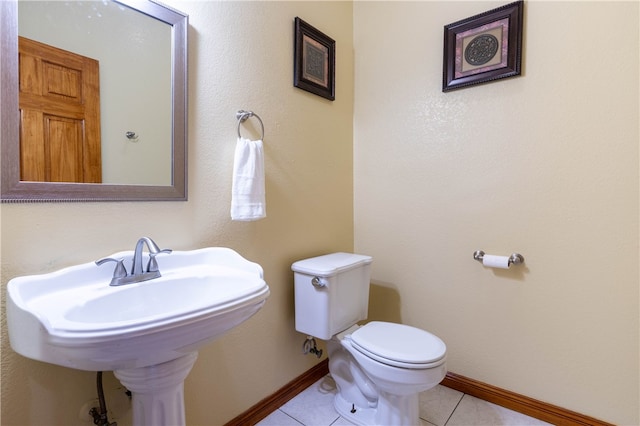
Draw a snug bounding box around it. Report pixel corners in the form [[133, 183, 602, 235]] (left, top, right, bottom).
[[236, 110, 265, 140]]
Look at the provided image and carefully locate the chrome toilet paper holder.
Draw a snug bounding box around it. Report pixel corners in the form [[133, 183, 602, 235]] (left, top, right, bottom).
[[473, 250, 524, 266]]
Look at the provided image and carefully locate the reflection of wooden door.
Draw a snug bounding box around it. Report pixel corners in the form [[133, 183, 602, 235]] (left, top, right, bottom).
[[18, 36, 101, 183]]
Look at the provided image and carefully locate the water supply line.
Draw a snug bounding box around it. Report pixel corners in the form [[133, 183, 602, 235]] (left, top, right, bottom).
[[89, 372, 117, 426], [302, 336, 323, 358]]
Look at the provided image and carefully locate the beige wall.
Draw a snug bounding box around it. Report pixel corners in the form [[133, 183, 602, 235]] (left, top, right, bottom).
[[2, 1, 639, 425], [1, 1, 354, 425], [354, 1, 639, 425]]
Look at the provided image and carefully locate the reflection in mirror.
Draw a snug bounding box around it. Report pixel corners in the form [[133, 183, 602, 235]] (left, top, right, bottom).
[[1, 0, 188, 202], [19, 1, 172, 185]]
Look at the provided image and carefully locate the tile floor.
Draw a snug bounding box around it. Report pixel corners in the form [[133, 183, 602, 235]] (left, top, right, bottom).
[[257, 376, 552, 426]]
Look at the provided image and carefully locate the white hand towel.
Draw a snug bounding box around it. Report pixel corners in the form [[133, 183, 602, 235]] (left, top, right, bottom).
[[231, 137, 266, 221]]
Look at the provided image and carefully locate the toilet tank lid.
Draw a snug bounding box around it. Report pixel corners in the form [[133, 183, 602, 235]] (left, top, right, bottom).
[[292, 252, 372, 277]]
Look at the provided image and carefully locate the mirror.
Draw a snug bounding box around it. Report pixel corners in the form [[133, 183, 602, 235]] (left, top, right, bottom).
[[1, 0, 188, 202]]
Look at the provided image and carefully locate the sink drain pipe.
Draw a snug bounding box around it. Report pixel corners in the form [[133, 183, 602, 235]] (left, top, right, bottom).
[[89, 372, 117, 426]]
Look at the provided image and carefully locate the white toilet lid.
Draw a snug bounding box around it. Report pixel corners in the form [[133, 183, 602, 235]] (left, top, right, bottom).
[[350, 322, 446, 368]]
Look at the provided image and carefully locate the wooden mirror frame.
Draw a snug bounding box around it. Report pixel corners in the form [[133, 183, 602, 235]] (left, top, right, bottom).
[[1, 0, 188, 202]]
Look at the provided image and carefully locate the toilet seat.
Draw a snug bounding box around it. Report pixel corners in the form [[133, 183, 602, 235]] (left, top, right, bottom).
[[350, 322, 446, 369]]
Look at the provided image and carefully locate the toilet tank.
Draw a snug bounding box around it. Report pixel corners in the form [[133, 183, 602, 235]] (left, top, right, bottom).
[[292, 253, 372, 340]]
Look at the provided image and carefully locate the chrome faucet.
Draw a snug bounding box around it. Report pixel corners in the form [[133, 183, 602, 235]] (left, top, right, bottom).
[[96, 237, 172, 286]]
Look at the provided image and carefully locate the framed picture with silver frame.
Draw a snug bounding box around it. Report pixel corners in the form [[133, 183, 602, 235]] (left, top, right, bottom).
[[294, 17, 335, 101], [443, 1, 524, 92]]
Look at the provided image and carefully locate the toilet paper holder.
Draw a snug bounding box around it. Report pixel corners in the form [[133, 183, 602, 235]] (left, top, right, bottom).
[[473, 250, 524, 266]]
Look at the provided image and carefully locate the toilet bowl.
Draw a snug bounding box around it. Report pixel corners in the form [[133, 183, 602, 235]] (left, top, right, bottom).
[[328, 322, 446, 425], [292, 253, 447, 426]]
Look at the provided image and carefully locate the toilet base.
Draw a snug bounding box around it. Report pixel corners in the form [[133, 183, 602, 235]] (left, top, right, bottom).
[[334, 392, 376, 426], [334, 390, 420, 426]]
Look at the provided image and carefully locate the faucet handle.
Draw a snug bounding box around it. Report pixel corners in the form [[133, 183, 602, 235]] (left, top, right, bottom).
[[147, 249, 172, 273], [96, 257, 128, 278]]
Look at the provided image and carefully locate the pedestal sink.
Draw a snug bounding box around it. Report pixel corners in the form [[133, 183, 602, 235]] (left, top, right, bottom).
[[6, 246, 270, 425]]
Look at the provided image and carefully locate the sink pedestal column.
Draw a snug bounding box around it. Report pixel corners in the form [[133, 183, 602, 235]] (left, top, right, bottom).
[[114, 352, 198, 426]]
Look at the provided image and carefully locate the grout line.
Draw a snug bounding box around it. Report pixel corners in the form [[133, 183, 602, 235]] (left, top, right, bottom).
[[329, 416, 344, 425], [443, 393, 466, 426], [279, 409, 305, 425]]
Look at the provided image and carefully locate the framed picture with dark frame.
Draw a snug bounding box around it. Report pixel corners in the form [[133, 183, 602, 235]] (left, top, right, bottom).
[[294, 17, 335, 101], [442, 1, 523, 92]]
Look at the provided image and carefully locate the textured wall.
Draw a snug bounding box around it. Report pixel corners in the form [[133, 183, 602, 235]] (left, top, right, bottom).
[[3, 1, 638, 425], [354, 2, 639, 425], [1, 1, 354, 424]]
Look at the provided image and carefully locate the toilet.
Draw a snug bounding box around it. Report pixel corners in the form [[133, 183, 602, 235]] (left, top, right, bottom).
[[292, 253, 447, 426]]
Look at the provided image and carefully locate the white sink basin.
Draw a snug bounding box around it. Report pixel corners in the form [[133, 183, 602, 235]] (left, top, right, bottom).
[[7, 247, 270, 371]]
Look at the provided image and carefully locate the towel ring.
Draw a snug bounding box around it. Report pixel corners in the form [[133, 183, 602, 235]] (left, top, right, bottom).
[[236, 110, 265, 140]]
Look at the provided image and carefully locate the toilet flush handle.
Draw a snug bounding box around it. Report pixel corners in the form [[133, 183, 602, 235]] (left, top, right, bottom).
[[311, 276, 327, 288]]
